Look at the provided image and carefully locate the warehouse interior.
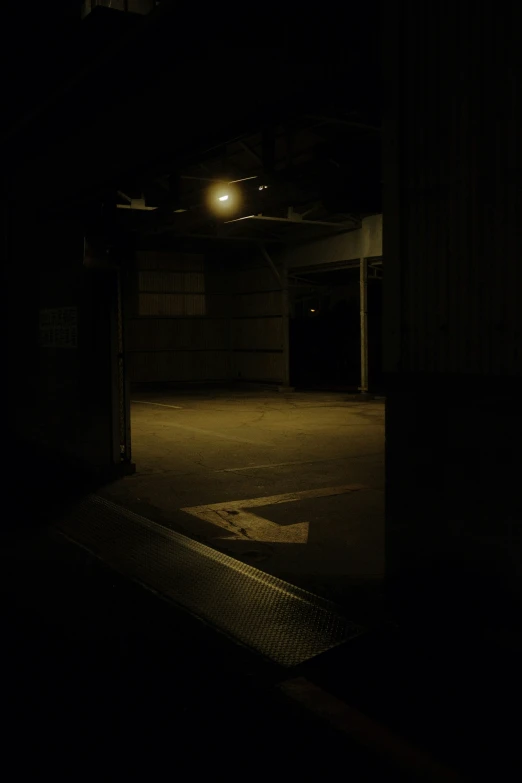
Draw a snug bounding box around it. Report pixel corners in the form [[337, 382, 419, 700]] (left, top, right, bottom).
[[3, 1, 386, 609], [8, 1, 520, 623], [94, 118, 385, 600], [4, 4, 522, 779]]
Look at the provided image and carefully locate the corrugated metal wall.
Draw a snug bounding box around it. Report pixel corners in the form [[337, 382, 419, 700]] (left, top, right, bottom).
[[231, 259, 284, 383], [127, 251, 231, 383], [384, 2, 522, 608], [384, 1, 522, 377]]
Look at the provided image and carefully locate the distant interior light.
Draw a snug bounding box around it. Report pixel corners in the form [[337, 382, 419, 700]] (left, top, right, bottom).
[[218, 194, 229, 202], [259, 185, 269, 190], [310, 308, 316, 313]]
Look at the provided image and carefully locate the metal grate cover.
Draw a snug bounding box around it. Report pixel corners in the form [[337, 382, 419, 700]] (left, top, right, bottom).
[[55, 495, 363, 667]]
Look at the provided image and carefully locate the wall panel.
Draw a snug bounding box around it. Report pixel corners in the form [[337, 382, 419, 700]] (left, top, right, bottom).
[[127, 251, 230, 383], [384, 1, 522, 614], [230, 259, 284, 384], [384, 3, 522, 377]]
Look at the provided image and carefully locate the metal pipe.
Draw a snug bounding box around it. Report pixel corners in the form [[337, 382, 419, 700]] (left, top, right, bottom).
[[226, 214, 360, 228], [281, 264, 291, 387], [180, 175, 257, 184], [359, 257, 369, 394]]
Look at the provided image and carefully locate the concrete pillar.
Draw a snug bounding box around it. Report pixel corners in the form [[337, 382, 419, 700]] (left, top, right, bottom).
[[359, 257, 369, 393], [281, 264, 291, 388]]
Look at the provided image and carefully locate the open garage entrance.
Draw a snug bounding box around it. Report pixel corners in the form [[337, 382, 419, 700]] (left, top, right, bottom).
[[97, 118, 384, 609]]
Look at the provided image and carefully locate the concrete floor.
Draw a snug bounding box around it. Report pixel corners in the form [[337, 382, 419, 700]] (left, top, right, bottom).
[[102, 390, 384, 603]]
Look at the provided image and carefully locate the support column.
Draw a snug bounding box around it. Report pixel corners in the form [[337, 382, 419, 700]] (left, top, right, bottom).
[[118, 267, 133, 469], [109, 270, 122, 467], [359, 257, 369, 393], [281, 263, 291, 388]]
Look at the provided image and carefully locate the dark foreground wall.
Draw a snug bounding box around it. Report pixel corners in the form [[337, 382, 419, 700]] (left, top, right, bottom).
[[383, 3, 522, 621], [5, 208, 122, 489]]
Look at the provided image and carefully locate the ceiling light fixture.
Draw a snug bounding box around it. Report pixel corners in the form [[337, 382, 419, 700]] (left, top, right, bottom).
[[206, 182, 241, 214]]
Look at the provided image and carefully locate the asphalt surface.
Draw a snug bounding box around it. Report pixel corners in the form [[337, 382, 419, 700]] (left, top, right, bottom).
[[102, 390, 385, 618]]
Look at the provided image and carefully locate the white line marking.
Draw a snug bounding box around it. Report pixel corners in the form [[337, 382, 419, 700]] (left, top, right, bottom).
[[215, 454, 385, 472], [181, 485, 365, 545], [132, 400, 184, 409], [216, 460, 310, 472]]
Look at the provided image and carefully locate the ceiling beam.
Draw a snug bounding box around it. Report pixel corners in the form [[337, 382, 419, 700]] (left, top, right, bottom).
[[225, 214, 360, 229]]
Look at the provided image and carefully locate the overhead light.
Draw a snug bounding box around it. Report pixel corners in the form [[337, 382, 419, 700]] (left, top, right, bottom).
[[310, 308, 316, 313], [258, 185, 269, 191], [174, 208, 187, 213], [206, 182, 241, 214]]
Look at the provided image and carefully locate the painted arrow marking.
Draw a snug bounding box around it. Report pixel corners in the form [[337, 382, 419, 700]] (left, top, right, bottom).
[[181, 484, 366, 545]]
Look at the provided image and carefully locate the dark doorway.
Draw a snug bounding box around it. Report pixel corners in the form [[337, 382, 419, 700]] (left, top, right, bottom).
[[289, 265, 383, 392]]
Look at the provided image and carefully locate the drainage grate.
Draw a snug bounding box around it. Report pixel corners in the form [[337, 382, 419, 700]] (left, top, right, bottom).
[[55, 495, 363, 667]]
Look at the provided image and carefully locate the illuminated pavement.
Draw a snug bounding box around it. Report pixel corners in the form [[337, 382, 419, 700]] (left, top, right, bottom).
[[102, 390, 385, 612]]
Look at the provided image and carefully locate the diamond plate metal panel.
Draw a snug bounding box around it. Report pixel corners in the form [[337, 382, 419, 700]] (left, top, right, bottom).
[[56, 495, 363, 667]]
